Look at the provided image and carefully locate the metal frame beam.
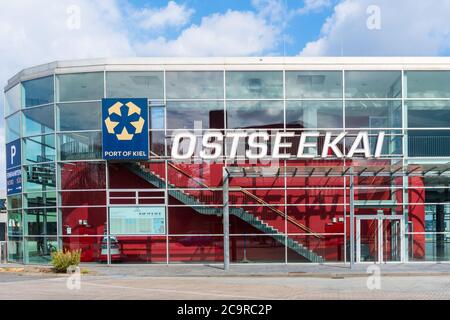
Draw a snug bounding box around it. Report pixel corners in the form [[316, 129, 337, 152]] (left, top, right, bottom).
[[223, 168, 230, 271], [349, 168, 355, 269]]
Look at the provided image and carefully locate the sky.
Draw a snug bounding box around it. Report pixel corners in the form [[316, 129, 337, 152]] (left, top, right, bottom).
[[1, 0, 450, 190]]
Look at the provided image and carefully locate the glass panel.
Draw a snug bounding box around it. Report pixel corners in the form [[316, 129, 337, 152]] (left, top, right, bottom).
[[5, 84, 21, 115], [109, 162, 166, 189], [169, 236, 223, 263], [57, 72, 104, 102], [166, 162, 222, 188], [23, 105, 54, 136], [286, 204, 345, 233], [230, 235, 285, 263], [424, 204, 450, 232], [25, 208, 57, 236], [61, 236, 103, 262], [423, 190, 450, 203], [61, 190, 106, 206], [408, 233, 450, 261], [24, 191, 57, 208], [408, 130, 450, 157], [110, 236, 167, 263], [416, 176, 450, 188], [287, 235, 345, 262], [346, 100, 402, 128], [168, 207, 223, 234], [6, 113, 20, 143], [286, 187, 346, 205], [407, 100, 450, 128], [58, 102, 101, 131], [24, 134, 56, 164], [7, 195, 22, 210], [345, 130, 403, 156], [383, 219, 401, 262], [150, 131, 165, 156], [359, 219, 378, 262], [406, 71, 450, 98], [166, 71, 223, 99], [286, 71, 342, 98], [22, 76, 54, 107], [23, 163, 56, 193], [7, 237, 23, 263], [227, 101, 283, 129], [150, 106, 165, 129], [60, 162, 106, 190], [345, 71, 401, 98], [60, 207, 106, 236], [356, 185, 403, 202], [106, 71, 163, 99], [226, 71, 283, 99], [59, 131, 102, 160], [24, 236, 57, 264], [7, 210, 23, 236], [166, 101, 224, 129], [286, 101, 343, 128], [227, 205, 284, 234]]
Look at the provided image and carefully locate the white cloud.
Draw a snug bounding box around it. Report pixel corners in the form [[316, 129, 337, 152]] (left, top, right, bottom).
[[0, 0, 134, 88], [300, 0, 450, 56], [251, 0, 286, 24], [132, 1, 194, 30], [135, 10, 280, 57], [298, 0, 332, 14]]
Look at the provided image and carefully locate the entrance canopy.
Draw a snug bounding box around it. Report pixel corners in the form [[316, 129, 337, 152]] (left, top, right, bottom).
[[224, 162, 450, 178]]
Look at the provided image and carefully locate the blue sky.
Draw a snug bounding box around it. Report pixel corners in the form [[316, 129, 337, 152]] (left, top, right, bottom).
[[1, 0, 450, 190], [125, 0, 336, 56]]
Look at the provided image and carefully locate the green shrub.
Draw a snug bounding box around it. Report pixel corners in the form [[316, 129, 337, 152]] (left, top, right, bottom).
[[50, 249, 81, 273]]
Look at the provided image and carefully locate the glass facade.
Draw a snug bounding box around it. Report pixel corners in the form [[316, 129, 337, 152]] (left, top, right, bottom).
[[4, 62, 450, 264], [22, 76, 54, 108], [106, 71, 163, 99]]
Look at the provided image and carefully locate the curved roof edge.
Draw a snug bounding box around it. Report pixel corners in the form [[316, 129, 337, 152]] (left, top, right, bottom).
[[6, 56, 450, 91]]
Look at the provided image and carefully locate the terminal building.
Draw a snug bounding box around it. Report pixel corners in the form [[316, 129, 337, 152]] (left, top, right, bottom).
[[4, 57, 450, 265]]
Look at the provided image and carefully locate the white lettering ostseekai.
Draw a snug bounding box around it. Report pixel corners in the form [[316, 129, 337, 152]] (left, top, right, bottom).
[[171, 131, 385, 161]]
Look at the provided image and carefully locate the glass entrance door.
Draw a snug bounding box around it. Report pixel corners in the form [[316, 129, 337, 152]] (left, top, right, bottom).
[[382, 219, 402, 262], [358, 218, 379, 262], [356, 215, 404, 263]]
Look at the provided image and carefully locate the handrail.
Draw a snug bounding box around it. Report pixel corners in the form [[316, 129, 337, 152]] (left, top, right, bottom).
[[146, 151, 322, 238], [239, 188, 321, 237]]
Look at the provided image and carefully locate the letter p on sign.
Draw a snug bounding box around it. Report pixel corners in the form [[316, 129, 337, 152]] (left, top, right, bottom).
[[10, 145, 16, 165], [6, 139, 21, 169]]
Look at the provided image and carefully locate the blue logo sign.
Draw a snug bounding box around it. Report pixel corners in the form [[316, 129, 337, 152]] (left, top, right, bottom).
[[6, 139, 21, 169], [102, 98, 149, 160], [6, 168, 22, 195]]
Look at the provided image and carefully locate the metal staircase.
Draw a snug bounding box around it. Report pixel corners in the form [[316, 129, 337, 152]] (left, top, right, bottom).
[[127, 163, 324, 263]]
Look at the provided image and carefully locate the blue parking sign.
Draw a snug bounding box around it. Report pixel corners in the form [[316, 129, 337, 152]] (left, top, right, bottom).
[[6, 139, 21, 169]]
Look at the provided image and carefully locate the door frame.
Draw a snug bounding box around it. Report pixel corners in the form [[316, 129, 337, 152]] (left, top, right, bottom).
[[356, 214, 405, 264]]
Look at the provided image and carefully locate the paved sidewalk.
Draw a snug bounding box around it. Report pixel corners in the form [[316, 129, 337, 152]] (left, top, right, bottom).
[[2, 262, 450, 277], [86, 263, 450, 278]]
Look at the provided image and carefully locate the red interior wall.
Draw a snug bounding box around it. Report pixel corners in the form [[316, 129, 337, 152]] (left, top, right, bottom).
[[62, 161, 426, 262]]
